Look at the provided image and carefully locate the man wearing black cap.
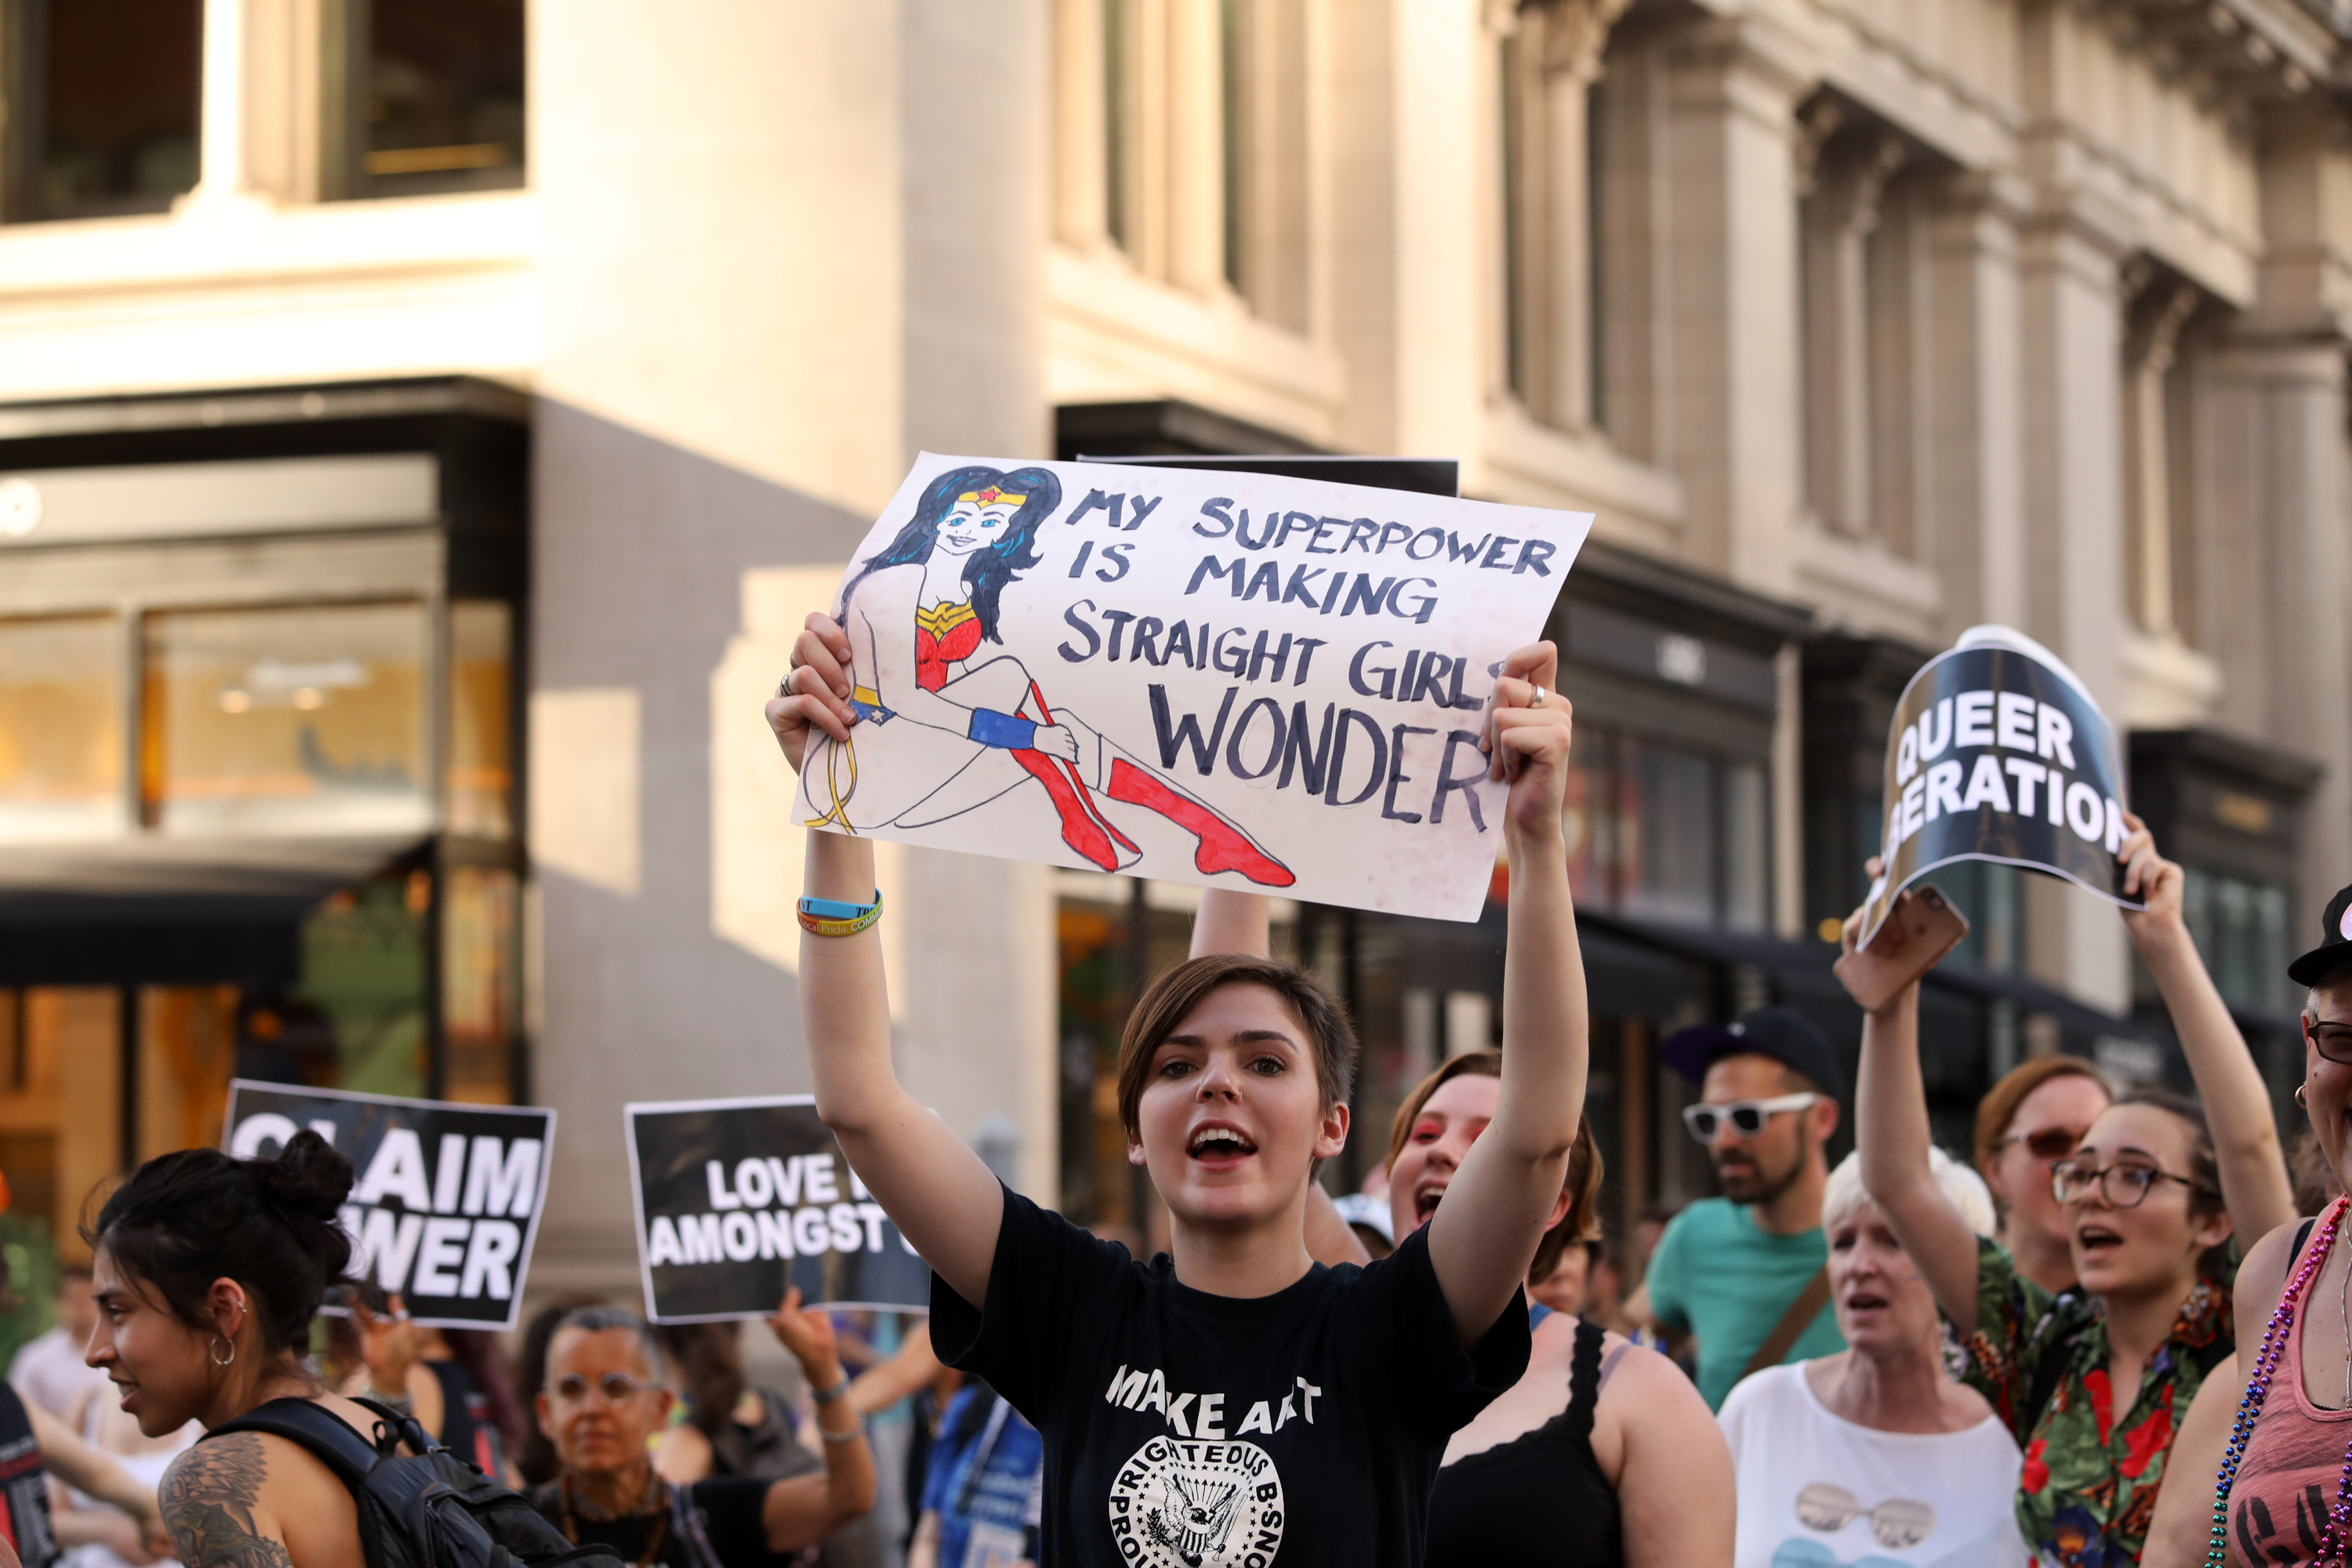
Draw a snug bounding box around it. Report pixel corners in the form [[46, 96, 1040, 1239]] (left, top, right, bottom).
[[1623, 1006, 1846, 1410]]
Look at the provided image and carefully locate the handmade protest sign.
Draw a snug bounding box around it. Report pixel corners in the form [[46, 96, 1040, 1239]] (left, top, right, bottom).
[[626, 1096, 928, 1321], [796, 453, 1592, 922], [1857, 625, 2143, 948], [223, 1081, 554, 1330]]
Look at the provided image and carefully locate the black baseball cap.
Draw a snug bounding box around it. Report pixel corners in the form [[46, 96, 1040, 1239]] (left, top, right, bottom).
[[1661, 1007, 1846, 1100], [2288, 884, 2352, 988]]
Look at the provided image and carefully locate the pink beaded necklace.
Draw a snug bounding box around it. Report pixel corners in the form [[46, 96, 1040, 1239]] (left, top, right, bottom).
[[2210, 1195, 2352, 1566]]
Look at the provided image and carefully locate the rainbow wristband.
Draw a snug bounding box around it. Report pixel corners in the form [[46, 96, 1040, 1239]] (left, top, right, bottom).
[[797, 891, 884, 938]]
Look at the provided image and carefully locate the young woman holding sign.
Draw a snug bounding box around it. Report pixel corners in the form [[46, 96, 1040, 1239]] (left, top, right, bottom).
[[1849, 816, 2295, 1565], [771, 618, 1587, 1566]]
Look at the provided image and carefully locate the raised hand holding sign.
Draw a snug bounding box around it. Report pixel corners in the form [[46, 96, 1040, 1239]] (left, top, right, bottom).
[[1856, 624, 2143, 949], [770, 453, 1590, 922]]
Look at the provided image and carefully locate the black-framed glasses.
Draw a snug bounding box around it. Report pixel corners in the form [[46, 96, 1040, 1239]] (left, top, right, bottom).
[[1681, 1092, 1821, 1143], [2307, 1019, 2352, 1065], [1991, 1125, 2089, 1162], [550, 1371, 658, 1406], [2049, 1157, 2215, 1209]]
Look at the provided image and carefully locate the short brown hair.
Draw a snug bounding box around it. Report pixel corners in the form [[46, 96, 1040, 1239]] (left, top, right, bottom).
[[1387, 1051, 1603, 1284], [1973, 1054, 2111, 1174], [1115, 954, 1359, 1145]]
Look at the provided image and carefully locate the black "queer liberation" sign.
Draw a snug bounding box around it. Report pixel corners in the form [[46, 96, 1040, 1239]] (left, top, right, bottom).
[[223, 1081, 556, 1330], [625, 1096, 930, 1322], [1857, 625, 2143, 949]]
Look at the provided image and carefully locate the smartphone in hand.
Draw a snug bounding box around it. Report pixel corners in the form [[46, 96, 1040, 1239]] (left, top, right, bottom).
[[1835, 886, 1969, 1011]]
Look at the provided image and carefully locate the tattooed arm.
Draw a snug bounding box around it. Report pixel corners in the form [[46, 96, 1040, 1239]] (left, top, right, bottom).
[[159, 1436, 294, 1568]]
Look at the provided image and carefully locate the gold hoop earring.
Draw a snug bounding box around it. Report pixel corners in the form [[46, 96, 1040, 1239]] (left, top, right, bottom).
[[209, 1336, 235, 1368], [2297, 1083, 2310, 1109]]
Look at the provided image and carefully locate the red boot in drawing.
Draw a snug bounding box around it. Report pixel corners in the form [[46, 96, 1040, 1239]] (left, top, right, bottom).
[[1105, 759, 1295, 887], [1014, 750, 1140, 872]]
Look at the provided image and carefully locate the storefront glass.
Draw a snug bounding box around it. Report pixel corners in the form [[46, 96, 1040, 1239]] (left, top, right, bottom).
[[448, 601, 514, 839], [0, 614, 123, 838], [0, 988, 122, 1261], [444, 865, 519, 1102], [143, 601, 430, 836], [1562, 724, 1769, 931]]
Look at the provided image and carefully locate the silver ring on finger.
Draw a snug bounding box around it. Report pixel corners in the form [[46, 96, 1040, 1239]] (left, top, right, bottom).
[[1530, 684, 1547, 709], [776, 675, 793, 699]]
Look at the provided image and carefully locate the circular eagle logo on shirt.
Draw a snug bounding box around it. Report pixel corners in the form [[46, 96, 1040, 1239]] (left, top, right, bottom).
[[1108, 1435, 1284, 1568]]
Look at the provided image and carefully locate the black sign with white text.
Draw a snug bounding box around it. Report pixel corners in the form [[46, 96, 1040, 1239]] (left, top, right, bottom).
[[223, 1081, 556, 1330], [626, 1096, 931, 1322], [1858, 625, 2144, 948]]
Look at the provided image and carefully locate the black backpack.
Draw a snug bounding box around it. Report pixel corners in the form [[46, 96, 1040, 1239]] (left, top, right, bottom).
[[204, 1397, 623, 1568]]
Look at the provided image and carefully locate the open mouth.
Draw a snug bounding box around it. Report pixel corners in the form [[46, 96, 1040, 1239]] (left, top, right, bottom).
[[1187, 1123, 1258, 1165], [1414, 1181, 1448, 1225], [2076, 1223, 2122, 1261], [1844, 1290, 1889, 1313]]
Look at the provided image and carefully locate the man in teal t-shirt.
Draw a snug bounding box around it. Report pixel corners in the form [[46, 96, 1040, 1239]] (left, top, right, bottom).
[[1627, 1007, 1846, 1410]]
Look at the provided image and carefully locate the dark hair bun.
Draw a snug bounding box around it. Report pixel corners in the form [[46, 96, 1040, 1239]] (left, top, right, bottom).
[[85, 1131, 357, 1358], [252, 1128, 354, 1223]]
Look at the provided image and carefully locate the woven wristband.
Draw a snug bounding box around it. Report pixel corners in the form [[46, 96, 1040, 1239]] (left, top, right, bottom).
[[797, 891, 883, 938]]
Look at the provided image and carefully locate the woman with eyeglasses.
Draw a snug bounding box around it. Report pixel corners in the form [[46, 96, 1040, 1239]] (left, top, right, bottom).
[[1976, 1057, 2114, 1296], [1850, 816, 2296, 1566], [1719, 1148, 2028, 1567], [528, 1299, 877, 1568]]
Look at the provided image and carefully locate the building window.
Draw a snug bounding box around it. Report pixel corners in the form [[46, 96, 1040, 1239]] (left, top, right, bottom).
[[330, 0, 526, 198], [0, 614, 124, 839], [1564, 724, 1768, 931], [2181, 866, 2291, 1016], [1085, 0, 1305, 325], [2, 0, 201, 222], [143, 601, 431, 837], [2122, 278, 2204, 641]]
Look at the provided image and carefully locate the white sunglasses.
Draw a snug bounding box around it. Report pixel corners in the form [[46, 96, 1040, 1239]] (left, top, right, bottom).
[[1681, 1091, 1821, 1143]]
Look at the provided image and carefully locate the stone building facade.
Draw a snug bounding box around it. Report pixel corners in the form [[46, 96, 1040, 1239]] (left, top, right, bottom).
[[0, 0, 2341, 1289]]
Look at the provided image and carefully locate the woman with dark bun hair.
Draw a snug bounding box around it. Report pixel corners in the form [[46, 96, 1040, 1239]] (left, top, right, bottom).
[[82, 1129, 391, 1568]]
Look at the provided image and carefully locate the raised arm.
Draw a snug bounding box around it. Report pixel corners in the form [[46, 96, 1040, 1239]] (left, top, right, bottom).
[[2120, 815, 2297, 1247], [1191, 888, 1272, 960], [771, 616, 1005, 1307], [1847, 958, 1983, 1334], [760, 1290, 877, 1550], [1424, 643, 1586, 1347]]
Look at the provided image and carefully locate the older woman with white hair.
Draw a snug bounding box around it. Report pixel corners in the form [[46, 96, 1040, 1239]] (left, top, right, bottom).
[[1718, 1149, 2027, 1568]]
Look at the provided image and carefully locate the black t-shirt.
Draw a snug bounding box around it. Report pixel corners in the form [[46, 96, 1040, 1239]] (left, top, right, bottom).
[[931, 1185, 1530, 1568], [526, 1475, 779, 1568]]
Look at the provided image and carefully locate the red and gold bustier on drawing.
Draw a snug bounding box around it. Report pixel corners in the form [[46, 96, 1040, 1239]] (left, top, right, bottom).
[[914, 601, 983, 690]]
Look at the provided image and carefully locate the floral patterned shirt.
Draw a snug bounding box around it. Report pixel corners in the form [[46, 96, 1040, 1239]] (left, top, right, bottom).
[[1960, 1236, 2232, 1567]]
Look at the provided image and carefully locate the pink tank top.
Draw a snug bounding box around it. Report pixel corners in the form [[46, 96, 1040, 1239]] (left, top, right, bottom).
[[2234, 1231, 2352, 1563]]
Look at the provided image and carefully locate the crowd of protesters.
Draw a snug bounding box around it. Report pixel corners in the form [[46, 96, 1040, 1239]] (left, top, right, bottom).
[[0, 637, 2345, 1568]]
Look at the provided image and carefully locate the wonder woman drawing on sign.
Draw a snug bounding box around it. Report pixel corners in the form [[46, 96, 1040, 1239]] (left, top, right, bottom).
[[800, 463, 1292, 887]]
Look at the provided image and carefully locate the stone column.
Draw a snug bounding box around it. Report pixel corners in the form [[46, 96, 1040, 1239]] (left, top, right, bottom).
[[1661, 16, 1809, 595], [2203, 328, 2352, 885], [1925, 173, 2029, 632], [900, 0, 1058, 1201], [2018, 205, 2132, 1010], [1052, 0, 1112, 249]]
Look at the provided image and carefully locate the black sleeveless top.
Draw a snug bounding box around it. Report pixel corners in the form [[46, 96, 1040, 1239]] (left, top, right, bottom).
[[1422, 1316, 1622, 1567]]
